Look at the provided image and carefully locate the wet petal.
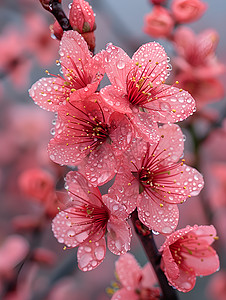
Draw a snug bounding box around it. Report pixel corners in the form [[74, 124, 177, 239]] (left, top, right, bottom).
[[77, 236, 106, 271]]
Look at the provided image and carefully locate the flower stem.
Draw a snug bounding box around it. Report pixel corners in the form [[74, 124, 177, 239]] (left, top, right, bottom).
[[39, 0, 72, 31], [131, 209, 179, 300]]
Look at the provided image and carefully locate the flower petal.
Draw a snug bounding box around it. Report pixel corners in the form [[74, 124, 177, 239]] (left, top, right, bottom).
[[77, 236, 106, 271], [111, 288, 138, 300], [29, 77, 66, 112], [145, 85, 196, 123], [104, 43, 133, 92], [132, 42, 168, 85], [100, 85, 132, 114], [138, 192, 179, 234], [115, 253, 142, 289]]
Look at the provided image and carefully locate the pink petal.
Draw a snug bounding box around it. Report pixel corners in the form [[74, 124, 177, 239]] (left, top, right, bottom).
[[174, 27, 196, 57], [109, 112, 134, 156], [79, 143, 118, 186], [52, 209, 87, 248], [107, 217, 131, 255], [129, 113, 159, 143], [179, 165, 204, 197], [132, 42, 168, 85], [102, 195, 128, 220], [183, 248, 219, 277], [193, 225, 217, 244], [100, 85, 132, 114], [104, 43, 133, 92], [108, 165, 139, 214], [59, 31, 91, 78], [66, 171, 102, 207], [77, 236, 106, 271], [158, 124, 184, 162], [115, 253, 142, 289], [145, 85, 196, 123], [161, 247, 180, 281], [141, 263, 158, 288], [169, 266, 196, 292], [138, 192, 179, 234], [29, 77, 66, 112], [111, 288, 138, 300]]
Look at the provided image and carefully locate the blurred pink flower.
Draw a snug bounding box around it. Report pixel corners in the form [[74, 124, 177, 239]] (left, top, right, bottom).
[[0, 235, 29, 278], [29, 30, 104, 112], [52, 172, 131, 271], [108, 124, 204, 234], [101, 41, 195, 143], [143, 6, 174, 38], [207, 270, 226, 300], [173, 27, 225, 79], [48, 94, 133, 186], [25, 13, 59, 66], [160, 225, 219, 292], [111, 253, 160, 300], [176, 73, 224, 110], [171, 0, 207, 23], [0, 28, 31, 88]]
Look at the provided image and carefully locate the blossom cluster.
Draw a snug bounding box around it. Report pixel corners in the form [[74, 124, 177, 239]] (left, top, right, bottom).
[[29, 24, 219, 293]]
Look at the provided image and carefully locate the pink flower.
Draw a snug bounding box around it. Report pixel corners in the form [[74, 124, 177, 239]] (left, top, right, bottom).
[[50, 21, 64, 40], [0, 235, 29, 278], [111, 253, 160, 300], [29, 30, 104, 112], [108, 124, 204, 234], [143, 6, 174, 38], [173, 27, 225, 79], [171, 0, 207, 23], [52, 172, 131, 271], [0, 28, 32, 88], [18, 168, 54, 202], [101, 41, 195, 142], [176, 73, 224, 110], [48, 93, 133, 186], [160, 225, 220, 292]]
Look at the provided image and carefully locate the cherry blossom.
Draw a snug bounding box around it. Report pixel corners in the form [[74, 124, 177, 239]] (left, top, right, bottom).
[[171, 0, 207, 23], [48, 93, 133, 186], [143, 6, 174, 39], [160, 225, 220, 292], [52, 171, 131, 271], [108, 124, 204, 234], [101, 41, 195, 142], [111, 253, 160, 300], [29, 30, 104, 112], [173, 27, 225, 79]]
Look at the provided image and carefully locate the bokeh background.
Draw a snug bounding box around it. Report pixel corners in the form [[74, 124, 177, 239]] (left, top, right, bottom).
[[0, 0, 226, 299]]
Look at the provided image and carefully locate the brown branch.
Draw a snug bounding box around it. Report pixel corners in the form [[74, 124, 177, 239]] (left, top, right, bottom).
[[131, 210, 179, 300]]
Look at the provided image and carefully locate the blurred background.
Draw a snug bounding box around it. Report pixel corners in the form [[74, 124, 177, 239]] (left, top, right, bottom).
[[0, 0, 226, 299]]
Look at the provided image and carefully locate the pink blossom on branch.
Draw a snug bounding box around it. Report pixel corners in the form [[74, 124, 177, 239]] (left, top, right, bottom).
[[108, 124, 204, 234], [160, 225, 220, 292], [173, 27, 225, 79], [101, 41, 196, 143], [52, 172, 131, 271], [29, 30, 104, 112], [111, 253, 160, 300], [48, 93, 133, 186], [143, 6, 174, 39], [171, 0, 207, 23]]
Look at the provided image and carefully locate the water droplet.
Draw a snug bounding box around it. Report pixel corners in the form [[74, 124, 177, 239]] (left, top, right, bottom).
[[117, 60, 125, 69]]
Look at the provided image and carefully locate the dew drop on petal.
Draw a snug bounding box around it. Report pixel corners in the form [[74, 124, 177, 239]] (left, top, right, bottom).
[[116, 60, 125, 69], [94, 246, 105, 260]]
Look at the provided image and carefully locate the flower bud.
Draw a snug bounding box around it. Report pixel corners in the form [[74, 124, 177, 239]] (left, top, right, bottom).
[[143, 6, 174, 38], [50, 20, 63, 40], [69, 0, 96, 33], [171, 0, 207, 23]]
